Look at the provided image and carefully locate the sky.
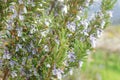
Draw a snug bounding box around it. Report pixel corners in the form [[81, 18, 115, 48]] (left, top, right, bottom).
[[112, 0, 120, 25]]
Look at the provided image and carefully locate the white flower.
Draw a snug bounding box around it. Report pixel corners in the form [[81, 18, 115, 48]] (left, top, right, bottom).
[[23, 6, 27, 13], [90, 34, 96, 48], [81, 29, 89, 36], [17, 27, 23, 37], [101, 21, 105, 29], [39, 3, 43, 7], [62, 5, 68, 14], [44, 45, 49, 52], [58, 0, 64, 2], [3, 54, 11, 59], [41, 29, 49, 37], [19, 15, 24, 21], [67, 33, 72, 37], [3, 50, 11, 59], [45, 21, 49, 26], [86, 49, 91, 55], [76, 15, 81, 20], [18, 30, 22, 37], [30, 26, 38, 34], [11, 71, 17, 78], [79, 61, 83, 68], [107, 11, 113, 18], [67, 22, 76, 32], [46, 64, 51, 68], [45, 19, 51, 26], [69, 69, 73, 75]]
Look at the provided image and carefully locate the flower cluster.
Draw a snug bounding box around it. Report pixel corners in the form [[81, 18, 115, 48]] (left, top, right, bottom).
[[52, 65, 64, 80]]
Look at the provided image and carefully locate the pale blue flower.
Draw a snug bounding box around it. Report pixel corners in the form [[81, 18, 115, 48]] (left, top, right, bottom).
[[97, 29, 103, 38], [3, 50, 11, 59], [67, 22, 76, 32], [6, 20, 13, 30], [68, 52, 76, 62], [52, 66, 64, 80], [10, 60, 15, 66], [81, 20, 89, 29]]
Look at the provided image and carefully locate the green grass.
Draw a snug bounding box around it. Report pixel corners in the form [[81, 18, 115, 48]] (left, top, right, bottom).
[[81, 49, 120, 80], [100, 68, 120, 80]]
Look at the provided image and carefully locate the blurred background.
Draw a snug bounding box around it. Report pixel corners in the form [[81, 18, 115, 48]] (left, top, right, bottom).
[[64, 0, 120, 80]]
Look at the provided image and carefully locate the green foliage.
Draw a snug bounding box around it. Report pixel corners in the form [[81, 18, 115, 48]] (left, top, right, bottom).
[[80, 49, 120, 80]]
